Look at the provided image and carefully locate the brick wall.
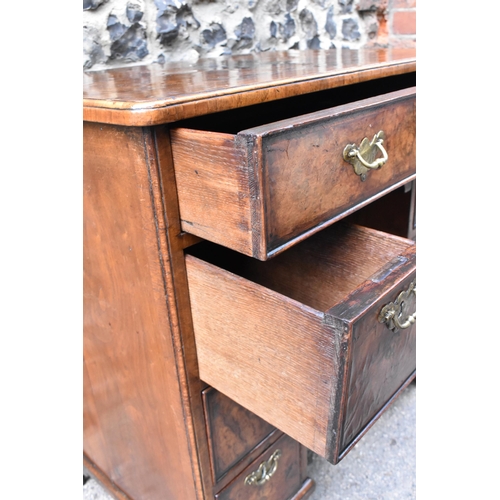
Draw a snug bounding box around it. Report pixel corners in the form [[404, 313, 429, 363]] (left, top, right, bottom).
[[389, 0, 416, 48], [83, 0, 416, 71]]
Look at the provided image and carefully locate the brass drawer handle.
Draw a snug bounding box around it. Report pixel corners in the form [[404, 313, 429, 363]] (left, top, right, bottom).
[[244, 449, 282, 486], [343, 130, 388, 181], [378, 280, 416, 332]]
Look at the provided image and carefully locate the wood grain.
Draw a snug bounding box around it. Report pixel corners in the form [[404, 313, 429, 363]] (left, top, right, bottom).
[[185, 224, 415, 463], [325, 243, 416, 463], [84, 122, 201, 500], [214, 434, 303, 500], [186, 251, 334, 456], [260, 88, 416, 255], [172, 88, 415, 259], [149, 125, 215, 498], [83, 48, 416, 498], [202, 387, 278, 489], [170, 128, 253, 256], [83, 48, 415, 126], [336, 272, 417, 451]]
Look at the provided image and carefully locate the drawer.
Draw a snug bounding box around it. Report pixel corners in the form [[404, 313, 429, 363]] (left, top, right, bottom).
[[202, 387, 278, 488], [214, 433, 303, 500], [185, 223, 416, 463], [172, 87, 416, 260]]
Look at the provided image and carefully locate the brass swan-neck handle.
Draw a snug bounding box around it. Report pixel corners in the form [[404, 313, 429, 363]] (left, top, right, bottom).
[[378, 280, 416, 332], [343, 130, 388, 181]]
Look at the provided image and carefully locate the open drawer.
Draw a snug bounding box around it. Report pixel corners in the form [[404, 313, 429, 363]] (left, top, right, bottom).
[[185, 223, 416, 464], [172, 86, 416, 260]]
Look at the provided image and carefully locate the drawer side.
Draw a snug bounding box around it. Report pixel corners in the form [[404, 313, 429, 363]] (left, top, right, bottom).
[[186, 254, 339, 458], [171, 128, 256, 256]]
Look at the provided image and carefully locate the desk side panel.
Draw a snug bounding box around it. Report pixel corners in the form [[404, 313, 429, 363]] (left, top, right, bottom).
[[83, 122, 199, 500]]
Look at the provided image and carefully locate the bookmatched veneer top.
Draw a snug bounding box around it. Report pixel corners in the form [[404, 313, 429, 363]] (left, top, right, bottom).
[[83, 48, 416, 126]]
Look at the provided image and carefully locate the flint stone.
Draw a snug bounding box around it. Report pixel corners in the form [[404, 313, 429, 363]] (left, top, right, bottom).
[[357, 0, 388, 12], [127, 3, 144, 23], [263, 0, 283, 15], [364, 12, 379, 38], [235, 16, 255, 40], [83, 25, 105, 69], [281, 13, 295, 40], [201, 23, 226, 48], [155, 1, 200, 46], [299, 8, 318, 39], [233, 16, 255, 49], [109, 22, 149, 61], [342, 18, 361, 40], [339, 0, 354, 14], [83, 0, 107, 11], [107, 15, 127, 41], [307, 35, 321, 49], [325, 6, 336, 39], [270, 20, 277, 38]]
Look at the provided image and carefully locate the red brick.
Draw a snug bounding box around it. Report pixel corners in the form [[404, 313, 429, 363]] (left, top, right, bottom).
[[392, 0, 416, 7], [392, 11, 416, 35]]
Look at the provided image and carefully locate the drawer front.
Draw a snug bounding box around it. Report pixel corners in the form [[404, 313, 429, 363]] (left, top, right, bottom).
[[172, 88, 415, 260], [185, 224, 416, 463], [336, 273, 416, 456], [202, 387, 277, 486], [215, 433, 302, 500]]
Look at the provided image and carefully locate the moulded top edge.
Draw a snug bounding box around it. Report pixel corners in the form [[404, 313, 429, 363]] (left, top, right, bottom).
[[83, 48, 416, 126]]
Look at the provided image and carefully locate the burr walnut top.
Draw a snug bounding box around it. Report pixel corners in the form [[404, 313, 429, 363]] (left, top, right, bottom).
[[83, 48, 416, 126]]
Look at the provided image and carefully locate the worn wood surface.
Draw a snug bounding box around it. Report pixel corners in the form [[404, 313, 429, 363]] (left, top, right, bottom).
[[84, 122, 203, 500], [185, 224, 415, 462], [214, 434, 303, 500], [188, 224, 412, 312], [170, 128, 253, 256], [83, 453, 132, 500], [324, 243, 416, 462], [202, 387, 277, 489], [261, 88, 416, 257], [172, 88, 415, 259], [152, 125, 215, 498], [289, 479, 316, 500], [186, 250, 335, 457], [335, 272, 416, 453], [83, 48, 415, 126], [83, 48, 416, 498]]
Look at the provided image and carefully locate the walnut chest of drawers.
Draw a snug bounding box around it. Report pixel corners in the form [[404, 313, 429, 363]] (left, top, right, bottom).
[[83, 48, 416, 500]]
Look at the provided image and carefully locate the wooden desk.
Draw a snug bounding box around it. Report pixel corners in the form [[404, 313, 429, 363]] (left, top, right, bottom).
[[83, 48, 416, 500]]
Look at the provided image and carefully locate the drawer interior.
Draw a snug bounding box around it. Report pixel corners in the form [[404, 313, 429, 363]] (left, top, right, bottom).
[[185, 223, 416, 462], [187, 223, 412, 312], [173, 72, 416, 134]]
